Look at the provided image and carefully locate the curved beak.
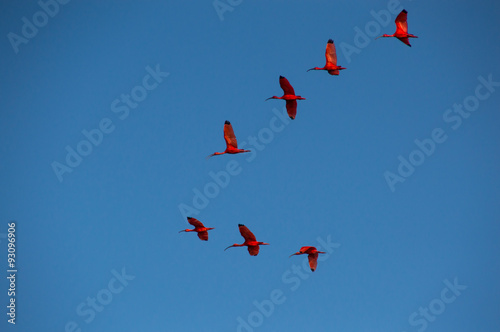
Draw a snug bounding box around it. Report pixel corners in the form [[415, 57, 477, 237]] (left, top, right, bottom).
[[206, 153, 215, 160], [307, 68, 315, 72], [178, 230, 186, 233], [289, 252, 299, 258], [265, 97, 273, 101], [375, 35, 383, 40], [224, 245, 234, 251]]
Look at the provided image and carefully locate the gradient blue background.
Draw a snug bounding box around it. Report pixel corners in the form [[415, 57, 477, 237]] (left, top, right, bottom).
[[1, 1, 499, 331]]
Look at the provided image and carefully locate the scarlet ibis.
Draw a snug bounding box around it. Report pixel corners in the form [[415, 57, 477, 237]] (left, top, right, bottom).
[[375, 9, 418, 47], [266, 76, 305, 120], [207, 121, 250, 158], [179, 217, 215, 241], [224, 224, 269, 256], [307, 39, 346, 75], [289, 246, 326, 272]]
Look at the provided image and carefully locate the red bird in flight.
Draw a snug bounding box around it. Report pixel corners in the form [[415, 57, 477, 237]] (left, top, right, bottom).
[[307, 39, 346, 75], [207, 121, 250, 158], [289, 246, 326, 272], [266, 76, 305, 120], [375, 9, 418, 47], [179, 217, 215, 241], [224, 224, 269, 256]]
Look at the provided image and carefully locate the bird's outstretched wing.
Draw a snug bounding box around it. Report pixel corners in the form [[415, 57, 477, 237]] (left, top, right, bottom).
[[279, 76, 296, 95], [197, 231, 209, 241], [238, 224, 256, 242], [248, 245, 260, 256], [325, 39, 337, 66], [397, 36, 411, 47], [395, 9, 408, 34], [300, 246, 315, 254], [308, 253, 319, 271], [187, 217, 204, 229], [223, 120, 238, 149], [285, 100, 297, 120]]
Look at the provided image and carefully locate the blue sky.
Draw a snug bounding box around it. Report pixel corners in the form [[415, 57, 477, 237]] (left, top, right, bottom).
[[1, 1, 499, 331]]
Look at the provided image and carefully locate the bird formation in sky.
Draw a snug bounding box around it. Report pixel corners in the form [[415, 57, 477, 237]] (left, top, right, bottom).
[[181, 9, 418, 272]]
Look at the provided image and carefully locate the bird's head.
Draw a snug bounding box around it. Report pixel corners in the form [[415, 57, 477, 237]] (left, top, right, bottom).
[[375, 34, 390, 39], [289, 252, 301, 258], [178, 229, 189, 233], [265, 96, 279, 101]]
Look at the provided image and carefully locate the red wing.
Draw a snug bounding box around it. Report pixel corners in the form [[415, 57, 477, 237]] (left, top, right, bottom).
[[395, 10, 408, 34], [279, 76, 295, 95], [223, 121, 238, 149], [187, 217, 204, 229], [328, 69, 339, 75], [248, 245, 260, 256], [397, 36, 411, 46], [308, 253, 319, 271], [300, 246, 316, 254], [285, 100, 297, 120], [325, 39, 337, 66], [238, 224, 256, 242], [197, 231, 208, 241]]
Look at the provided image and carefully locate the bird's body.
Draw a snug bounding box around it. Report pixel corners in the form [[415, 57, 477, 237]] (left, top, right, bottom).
[[208, 121, 250, 158], [376, 9, 418, 46], [289, 246, 326, 271], [224, 224, 269, 256], [307, 39, 346, 75], [266, 76, 305, 120], [179, 217, 215, 241]]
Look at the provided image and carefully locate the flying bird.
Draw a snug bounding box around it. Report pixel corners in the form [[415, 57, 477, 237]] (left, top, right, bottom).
[[207, 121, 250, 158], [224, 224, 269, 256], [289, 246, 326, 272], [179, 217, 215, 241], [266, 76, 305, 120], [307, 39, 346, 75], [375, 9, 418, 47]]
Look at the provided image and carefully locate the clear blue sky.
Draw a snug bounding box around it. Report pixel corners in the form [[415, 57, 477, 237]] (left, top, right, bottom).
[[1, 1, 499, 331]]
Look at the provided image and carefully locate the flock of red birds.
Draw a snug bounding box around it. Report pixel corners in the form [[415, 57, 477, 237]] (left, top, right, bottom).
[[181, 10, 417, 272]]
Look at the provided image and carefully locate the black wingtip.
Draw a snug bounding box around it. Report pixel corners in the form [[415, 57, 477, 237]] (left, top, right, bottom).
[[238, 224, 244, 227], [402, 9, 407, 13], [279, 75, 284, 79], [225, 120, 230, 124], [327, 39, 333, 43], [187, 216, 192, 219]]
